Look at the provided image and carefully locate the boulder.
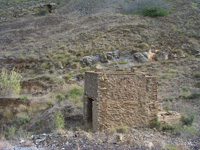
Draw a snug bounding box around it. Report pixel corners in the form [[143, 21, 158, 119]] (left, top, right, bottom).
[[106, 51, 120, 60], [93, 53, 108, 63], [158, 111, 181, 126], [134, 52, 148, 63], [154, 51, 168, 61]]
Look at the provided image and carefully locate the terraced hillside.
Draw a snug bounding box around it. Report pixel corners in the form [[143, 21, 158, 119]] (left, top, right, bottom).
[[0, 0, 200, 149]]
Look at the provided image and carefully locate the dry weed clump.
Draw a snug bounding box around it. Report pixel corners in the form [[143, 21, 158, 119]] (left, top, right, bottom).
[[0, 68, 22, 97]]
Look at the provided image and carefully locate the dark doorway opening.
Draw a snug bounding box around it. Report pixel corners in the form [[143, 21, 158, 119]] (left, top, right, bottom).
[[86, 98, 93, 123]]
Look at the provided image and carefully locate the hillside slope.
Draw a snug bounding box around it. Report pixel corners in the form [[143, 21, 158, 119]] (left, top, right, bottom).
[[0, 0, 200, 149]]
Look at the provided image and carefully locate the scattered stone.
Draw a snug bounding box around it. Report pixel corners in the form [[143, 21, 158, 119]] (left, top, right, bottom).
[[153, 51, 168, 61], [158, 111, 181, 126], [134, 52, 148, 63]]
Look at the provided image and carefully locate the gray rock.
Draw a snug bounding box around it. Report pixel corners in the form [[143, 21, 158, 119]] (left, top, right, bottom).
[[106, 51, 119, 60], [134, 52, 148, 63], [106, 52, 114, 60], [154, 52, 168, 61], [80, 56, 93, 66], [142, 52, 149, 58], [93, 53, 108, 63], [119, 51, 131, 58], [80, 53, 108, 66]]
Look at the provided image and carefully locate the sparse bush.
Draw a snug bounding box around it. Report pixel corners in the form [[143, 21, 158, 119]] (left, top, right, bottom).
[[23, 95, 28, 100], [17, 115, 30, 125], [171, 49, 184, 56], [151, 116, 161, 129], [162, 124, 175, 131], [196, 82, 200, 88], [63, 74, 72, 80], [142, 6, 169, 17], [180, 115, 194, 126], [46, 100, 54, 109], [164, 106, 169, 112], [36, 119, 41, 125], [65, 87, 83, 99], [56, 94, 65, 102], [35, 8, 48, 16], [185, 92, 200, 99], [8, 126, 16, 138], [3, 109, 13, 120], [182, 87, 189, 92], [194, 73, 200, 78], [126, 0, 169, 17], [163, 96, 174, 101], [0, 68, 22, 97], [3, 126, 16, 139], [54, 112, 65, 129]]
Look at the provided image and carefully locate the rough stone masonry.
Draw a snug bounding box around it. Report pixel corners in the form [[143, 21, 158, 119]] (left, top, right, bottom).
[[83, 71, 158, 131]]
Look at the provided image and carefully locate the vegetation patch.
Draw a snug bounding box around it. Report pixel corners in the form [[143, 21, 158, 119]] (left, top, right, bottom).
[[65, 87, 83, 99], [0, 68, 22, 97], [151, 116, 161, 129], [162, 124, 175, 131], [125, 0, 169, 17], [17, 115, 31, 125], [184, 92, 200, 99], [118, 62, 127, 65], [180, 115, 194, 126], [56, 94, 65, 102], [34, 8, 48, 16], [54, 112, 65, 129], [194, 73, 200, 78]]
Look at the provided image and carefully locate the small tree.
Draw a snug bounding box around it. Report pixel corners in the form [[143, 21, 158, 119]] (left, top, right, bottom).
[[0, 68, 22, 97]]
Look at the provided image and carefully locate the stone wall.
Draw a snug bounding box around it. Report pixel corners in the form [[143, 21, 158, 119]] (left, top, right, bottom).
[[83, 71, 158, 131]]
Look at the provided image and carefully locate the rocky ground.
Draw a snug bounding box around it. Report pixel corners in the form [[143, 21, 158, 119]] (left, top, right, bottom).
[[1, 129, 200, 150], [0, 0, 200, 149]]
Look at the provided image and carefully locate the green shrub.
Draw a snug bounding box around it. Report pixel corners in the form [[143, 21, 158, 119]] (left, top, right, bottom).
[[0, 68, 22, 97], [56, 94, 65, 102], [46, 100, 54, 109], [36, 119, 41, 125], [23, 95, 28, 100], [63, 74, 72, 80], [125, 0, 169, 17], [162, 124, 175, 131], [196, 82, 200, 88], [151, 116, 161, 129], [180, 115, 194, 126], [194, 73, 200, 78], [142, 6, 169, 17], [186, 92, 200, 99], [17, 115, 30, 125], [182, 87, 189, 92], [54, 112, 65, 129], [7, 126, 16, 138], [35, 8, 48, 16], [164, 106, 169, 112], [65, 87, 83, 99]]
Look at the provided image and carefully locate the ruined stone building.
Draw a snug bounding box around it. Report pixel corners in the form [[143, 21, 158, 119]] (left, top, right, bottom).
[[83, 71, 158, 131]]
